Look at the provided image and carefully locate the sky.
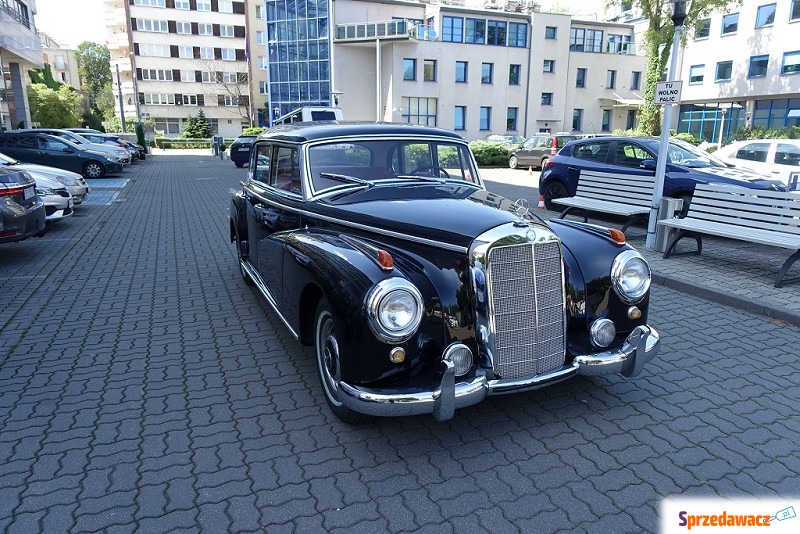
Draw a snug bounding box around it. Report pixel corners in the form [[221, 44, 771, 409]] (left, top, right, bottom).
[[32, 0, 612, 49], [35, 0, 108, 48]]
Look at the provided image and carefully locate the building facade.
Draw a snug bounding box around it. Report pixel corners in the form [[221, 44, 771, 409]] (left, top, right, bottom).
[[674, 0, 800, 143], [39, 33, 81, 89], [246, 0, 268, 126], [104, 0, 252, 138], [0, 0, 43, 130]]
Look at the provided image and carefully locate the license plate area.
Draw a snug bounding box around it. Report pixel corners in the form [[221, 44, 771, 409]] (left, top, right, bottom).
[[23, 186, 34, 200]]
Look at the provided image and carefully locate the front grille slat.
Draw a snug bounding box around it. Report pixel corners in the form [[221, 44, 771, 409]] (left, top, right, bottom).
[[487, 241, 565, 380]]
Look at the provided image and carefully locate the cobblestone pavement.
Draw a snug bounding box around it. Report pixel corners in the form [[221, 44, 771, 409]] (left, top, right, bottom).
[[1, 154, 798, 533]]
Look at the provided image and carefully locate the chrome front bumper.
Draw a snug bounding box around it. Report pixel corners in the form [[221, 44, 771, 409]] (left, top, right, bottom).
[[338, 325, 660, 421]]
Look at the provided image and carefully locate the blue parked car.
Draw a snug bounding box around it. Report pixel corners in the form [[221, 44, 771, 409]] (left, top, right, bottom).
[[538, 136, 786, 212]]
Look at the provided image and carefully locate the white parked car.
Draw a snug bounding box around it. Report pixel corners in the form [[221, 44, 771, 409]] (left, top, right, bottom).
[[35, 175, 73, 223], [0, 151, 90, 205], [715, 139, 800, 186]]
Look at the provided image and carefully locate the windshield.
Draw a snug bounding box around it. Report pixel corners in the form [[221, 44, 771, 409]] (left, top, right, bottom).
[[308, 139, 481, 195], [641, 138, 728, 168]]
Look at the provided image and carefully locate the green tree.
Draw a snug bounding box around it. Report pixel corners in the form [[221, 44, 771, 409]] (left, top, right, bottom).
[[28, 84, 80, 128], [76, 41, 114, 118], [28, 64, 64, 90], [181, 110, 213, 138], [607, 0, 740, 135]]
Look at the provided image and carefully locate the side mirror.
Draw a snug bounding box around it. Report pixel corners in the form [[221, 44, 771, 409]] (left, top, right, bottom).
[[63, 148, 75, 153], [640, 159, 657, 170]]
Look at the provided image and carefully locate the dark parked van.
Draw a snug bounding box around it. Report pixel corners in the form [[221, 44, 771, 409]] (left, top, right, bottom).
[[0, 132, 123, 178]]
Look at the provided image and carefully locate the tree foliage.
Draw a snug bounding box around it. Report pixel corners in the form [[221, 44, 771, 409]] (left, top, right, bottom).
[[607, 0, 741, 135], [181, 110, 213, 138], [76, 41, 114, 117], [28, 84, 80, 128], [28, 64, 64, 91]]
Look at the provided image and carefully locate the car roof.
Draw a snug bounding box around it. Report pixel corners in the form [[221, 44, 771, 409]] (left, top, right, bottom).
[[257, 122, 465, 143]]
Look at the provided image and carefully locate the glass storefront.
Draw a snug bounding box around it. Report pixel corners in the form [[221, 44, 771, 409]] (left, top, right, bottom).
[[677, 101, 746, 142]]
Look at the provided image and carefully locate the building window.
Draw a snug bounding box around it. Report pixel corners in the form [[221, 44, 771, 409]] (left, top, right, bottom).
[[576, 67, 586, 87], [781, 51, 800, 74], [175, 0, 189, 8], [402, 97, 437, 126], [602, 109, 611, 131], [179, 69, 193, 82], [176, 21, 191, 34], [257, 56, 267, 70], [259, 81, 268, 94], [626, 110, 637, 130], [572, 109, 583, 131], [136, 19, 168, 33], [465, 18, 486, 44], [455, 61, 467, 83], [631, 71, 641, 90], [256, 31, 265, 45], [607, 34, 633, 54], [454, 106, 466, 130], [481, 63, 493, 83], [144, 93, 175, 105], [480, 107, 491, 130], [424, 60, 436, 81], [748, 55, 769, 78], [182, 94, 198, 106], [178, 46, 193, 58], [689, 64, 705, 84], [487, 20, 507, 46], [197, 0, 211, 11], [695, 18, 711, 39], [255, 5, 264, 19], [222, 72, 238, 83], [721, 13, 739, 34], [219, 0, 233, 13], [586, 29, 603, 53], [220, 25, 235, 38], [200, 47, 214, 59], [221, 48, 236, 61], [543, 60, 555, 73], [134, 0, 165, 6], [715, 61, 733, 81], [756, 4, 776, 28], [545, 26, 557, 39], [198, 23, 213, 36], [442, 16, 463, 42], [793, 0, 800, 21], [201, 71, 215, 83], [507, 107, 518, 131], [224, 96, 239, 106], [570, 28, 585, 51], [541, 92, 553, 105], [139, 43, 170, 57], [606, 70, 616, 89], [141, 69, 172, 81], [509, 64, 520, 85], [403, 58, 416, 81], [508, 22, 527, 47]]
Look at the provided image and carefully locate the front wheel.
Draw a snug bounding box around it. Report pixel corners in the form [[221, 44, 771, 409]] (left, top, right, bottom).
[[509, 155, 519, 169], [315, 298, 366, 424], [542, 182, 568, 211], [83, 161, 106, 178], [235, 231, 254, 286], [234, 161, 245, 168], [539, 157, 549, 170]]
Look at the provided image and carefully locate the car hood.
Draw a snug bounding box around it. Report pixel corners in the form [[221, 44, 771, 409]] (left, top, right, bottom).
[[4, 162, 83, 181], [316, 183, 547, 249]]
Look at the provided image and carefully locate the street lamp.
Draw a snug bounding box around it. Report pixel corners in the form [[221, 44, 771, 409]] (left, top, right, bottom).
[[646, 0, 688, 250], [717, 107, 727, 149]]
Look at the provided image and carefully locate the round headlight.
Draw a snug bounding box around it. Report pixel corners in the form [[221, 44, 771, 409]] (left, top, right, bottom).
[[365, 278, 423, 343], [590, 318, 616, 348], [444, 343, 473, 376], [611, 250, 651, 304]]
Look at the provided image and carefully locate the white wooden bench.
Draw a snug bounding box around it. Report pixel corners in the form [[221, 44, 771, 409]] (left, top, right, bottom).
[[552, 170, 656, 233], [659, 183, 800, 288]]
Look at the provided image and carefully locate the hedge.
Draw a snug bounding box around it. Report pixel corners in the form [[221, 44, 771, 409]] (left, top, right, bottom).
[[469, 141, 511, 166], [153, 137, 235, 149]]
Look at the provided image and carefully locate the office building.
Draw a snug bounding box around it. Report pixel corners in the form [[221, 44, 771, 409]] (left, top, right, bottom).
[[0, 0, 43, 130]]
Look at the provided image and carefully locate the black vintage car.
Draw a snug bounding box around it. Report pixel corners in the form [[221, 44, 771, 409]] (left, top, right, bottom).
[[229, 123, 661, 423]]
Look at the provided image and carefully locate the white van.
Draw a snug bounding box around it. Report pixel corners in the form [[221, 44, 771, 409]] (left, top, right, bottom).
[[273, 107, 343, 125]]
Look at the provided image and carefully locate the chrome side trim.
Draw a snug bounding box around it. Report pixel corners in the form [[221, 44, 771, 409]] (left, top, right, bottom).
[[240, 259, 299, 340]]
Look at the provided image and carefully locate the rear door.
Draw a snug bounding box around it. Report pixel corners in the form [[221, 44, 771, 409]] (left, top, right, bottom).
[[569, 140, 612, 185]]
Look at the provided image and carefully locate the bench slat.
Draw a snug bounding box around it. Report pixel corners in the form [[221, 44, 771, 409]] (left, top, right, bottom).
[[659, 218, 800, 249], [692, 190, 800, 211], [553, 197, 650, 215], [693, 182, 800, 200], [684, 204, 800, 234]]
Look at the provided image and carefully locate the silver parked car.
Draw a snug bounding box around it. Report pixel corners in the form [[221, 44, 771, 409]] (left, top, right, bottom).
[[0, 151, 90, 205], [18, 128, 130, 164], [35, 175, 73, 223]]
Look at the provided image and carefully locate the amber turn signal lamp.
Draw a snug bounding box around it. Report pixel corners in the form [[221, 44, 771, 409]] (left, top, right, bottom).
[[628, 306, 642, 320], [377, 249, 394, 270], [390, 347, 406, 364], [608, 228, 626, 244]]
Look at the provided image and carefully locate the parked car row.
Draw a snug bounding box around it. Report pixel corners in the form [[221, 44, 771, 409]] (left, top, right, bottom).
[[0, 128, 147, 179]]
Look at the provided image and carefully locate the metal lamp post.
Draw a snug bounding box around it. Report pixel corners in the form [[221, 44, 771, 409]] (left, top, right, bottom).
[[646, 0, 688, 250], [717, 107, 727, 149]]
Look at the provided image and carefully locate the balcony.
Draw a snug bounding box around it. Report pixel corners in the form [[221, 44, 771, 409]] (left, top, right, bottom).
[[0, 7, 43, 66], [335, 20, 437, 42]]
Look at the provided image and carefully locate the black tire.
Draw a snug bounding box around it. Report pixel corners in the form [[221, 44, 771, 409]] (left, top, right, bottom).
[[234, 161, 245, 168], [235, 232, 254, 286], [314, 298, 367, 424], [509, 155, 519, 169], [542, 182, 568, 211], [83, 161, 106, 179], [539, 157, 549, 170]]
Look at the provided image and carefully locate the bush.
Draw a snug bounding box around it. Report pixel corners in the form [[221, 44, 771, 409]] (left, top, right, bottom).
[[154, 137, 212, 149], [734, 125, 800, 141], [672, 132, 703, 146], [242, 127, 267, 137], [469, 141, 510, 166]]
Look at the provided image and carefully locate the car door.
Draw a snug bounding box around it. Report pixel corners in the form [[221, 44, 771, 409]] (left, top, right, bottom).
[[36, 136, 82, 174], [514, 137, 538, 167], [731, 141, 771, 177], [608, 139, 655, 180], [569, 140, 612, 185], [245, 142, 303, 313]]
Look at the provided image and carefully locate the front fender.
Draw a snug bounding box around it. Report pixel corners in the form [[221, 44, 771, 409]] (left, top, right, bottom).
[[229, 190, 247, 245]]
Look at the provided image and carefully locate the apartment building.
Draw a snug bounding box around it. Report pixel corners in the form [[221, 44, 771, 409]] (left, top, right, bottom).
[[40, 33, 81, 89], [104, 0, 251, 138], [0, 0, 43, 130], [247, 1, 268, 126], [263, 0, 646, 139], [673, 0, 800, 142]]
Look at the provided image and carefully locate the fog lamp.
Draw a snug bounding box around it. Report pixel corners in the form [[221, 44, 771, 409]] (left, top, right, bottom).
[[389, 347, 406, 364], [443, 343, 473, 376], [590, 318, 616, 348]]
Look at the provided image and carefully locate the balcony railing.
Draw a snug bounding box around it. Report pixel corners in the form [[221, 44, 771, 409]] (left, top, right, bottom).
[[0, 0, 36, 33], [336, 20, 437, 41]]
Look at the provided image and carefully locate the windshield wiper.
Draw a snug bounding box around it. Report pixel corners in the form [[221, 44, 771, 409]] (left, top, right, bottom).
[[394, 174, 446, 184], [319, 172, 373, 187]]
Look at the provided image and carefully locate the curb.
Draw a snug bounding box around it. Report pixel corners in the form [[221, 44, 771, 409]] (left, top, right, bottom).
[[651, 273, 800, 327]]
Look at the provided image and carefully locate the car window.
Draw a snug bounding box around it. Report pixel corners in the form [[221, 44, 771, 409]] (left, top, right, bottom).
[[556, 136, 577, 148], [614, 142, 651, 167], [537, 136, 549, 148], [573, 141, 610, 163], [735, 142, 770, 163], [253, 144, 272, 184], [39, 137, 70, 151], [272, 146, 301, 194], [775, 143, 800, 167]]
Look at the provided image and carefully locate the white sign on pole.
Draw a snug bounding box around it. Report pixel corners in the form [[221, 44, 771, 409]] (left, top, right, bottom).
[[654, 81, 683, 105]]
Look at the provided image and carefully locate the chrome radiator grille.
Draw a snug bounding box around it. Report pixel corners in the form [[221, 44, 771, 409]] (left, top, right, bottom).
[[487, 241, 565, 380]]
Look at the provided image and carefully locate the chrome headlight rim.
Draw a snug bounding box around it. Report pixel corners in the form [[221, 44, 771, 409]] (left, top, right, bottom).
[[365, 278, 424, 343], [611, 249, 651, 304], [443, 343, 473, 376]]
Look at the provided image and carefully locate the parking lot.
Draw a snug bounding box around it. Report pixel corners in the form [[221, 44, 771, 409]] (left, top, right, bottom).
[[1, 153, 798, 533]]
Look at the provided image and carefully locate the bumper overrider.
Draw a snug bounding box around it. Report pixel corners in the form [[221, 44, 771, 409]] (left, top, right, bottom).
[[338, 325, 660, 421]]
